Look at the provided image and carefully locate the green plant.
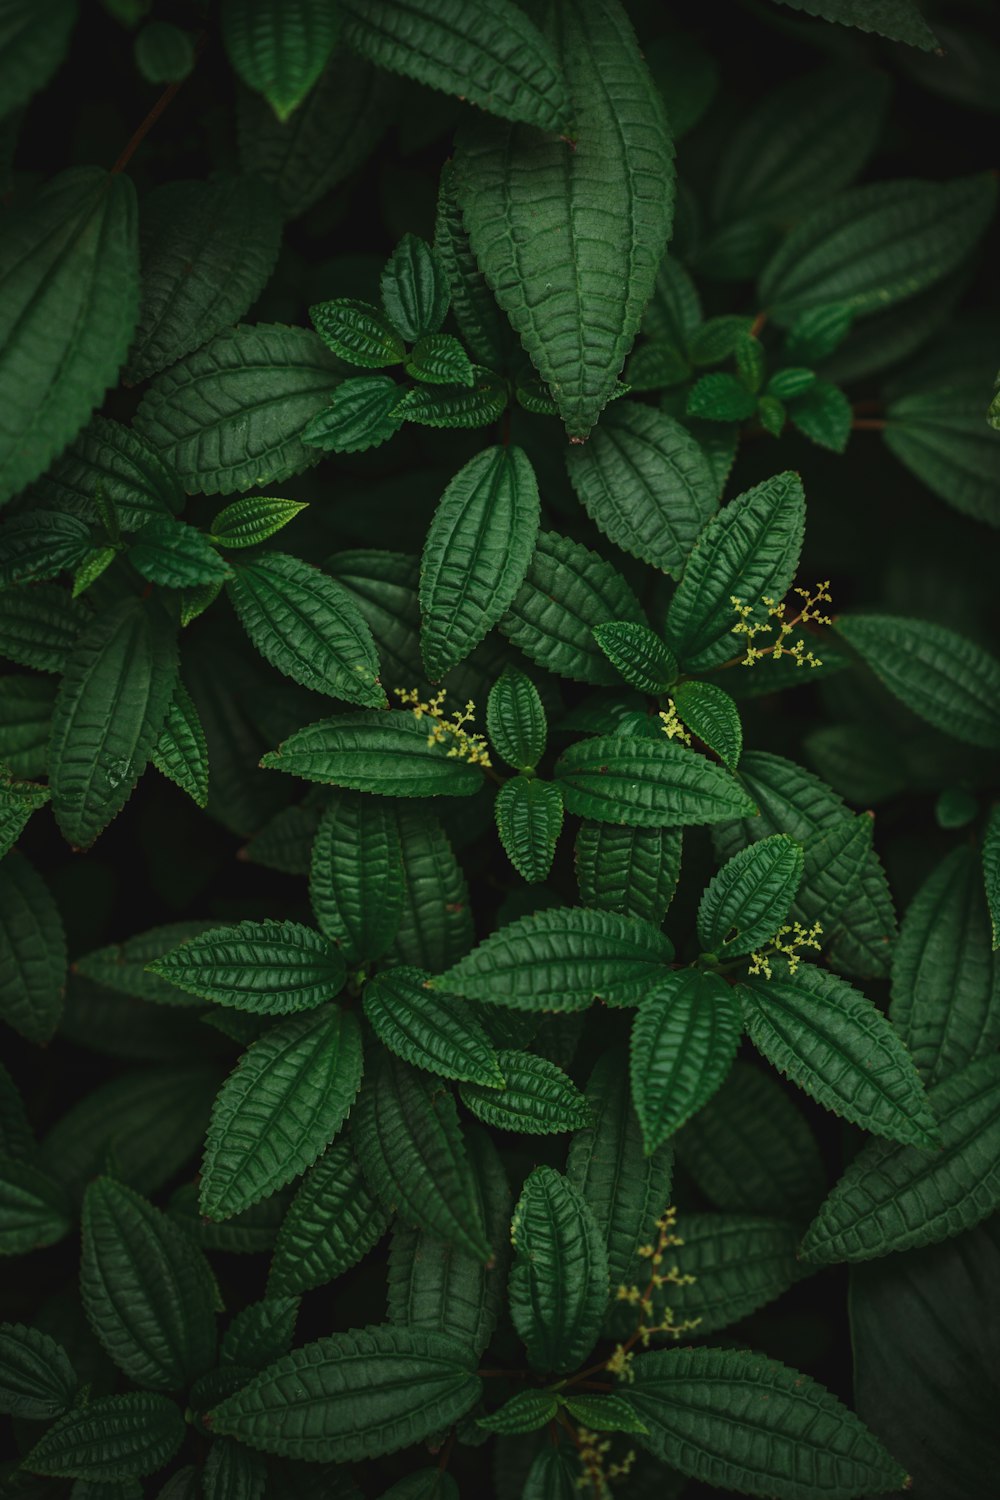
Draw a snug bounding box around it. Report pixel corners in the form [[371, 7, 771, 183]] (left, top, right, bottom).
[[2, 1, 1000, 1497]]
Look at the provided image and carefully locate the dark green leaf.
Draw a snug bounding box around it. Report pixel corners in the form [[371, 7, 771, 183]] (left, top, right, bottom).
[[134, 21, 195, 85], [789, 380, 852, 453], [310, 791, 403, 964], [555, 735, 757, 827], [208, 497, 307, 550], [75, 920, 223, 1008], [201, 1437, 268, 1500], [129, 519, 229, 589], [672, 680, 742, 767], [592, 622, 679, 693], [631, 969, 742, 1152], [390, 804, 474, 972], [478, 1390, 557, 1434], [267, 1136, 389, 1296], [31, 417, 184, 529], [310, 299, 404, 368], [405, 334, 473, 387], [364, 966, 502, 1087], [770, 0, 938, 49], [0, 587, 87, 674], [884, 378, 1000, 526], [984, 805, 1000, 951], [662, 1212, 803, 1335], [261, 709, 483, 797], [0, 511, 92, 587], [697, 835, 804, 957], [391, 366, 506, 428], [686, 372, 757, 422], [0, 1153, 72, 1255], [220, 1298, 298, 1370], [460, 1051, 589, 1134], [434, 159, 511, 369], [380, 235, 450, 343], [495, 777, 564, 884], [24, 1393, 185, 1481], [222, 0, 339, 120], [486, 668, 547, 771], [575, 824, 683, 927], [562, 1394, 649, 1433], [0, 0, 78, 121], [0, 851, 65, 1044], [0, 1324, 77, 1418], [151, 679, 209, 807], [148, 919, 345, 1014], [508, 1166, 608, 1372], [302, 376, 403, 454]]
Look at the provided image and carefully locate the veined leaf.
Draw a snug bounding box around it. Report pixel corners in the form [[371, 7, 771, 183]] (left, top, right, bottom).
[[562, 1393, 648, 1434], [460, 1051, 589, 1134], [48, 595, 178, 848], [341, 0, 570, 131], [521, 1445, 578, 1499], [884, 378, 1000, 526], [227, 550, 385, 707], [697, 835, 804, 957], [261, 710, 483, 797], [575, 823, 683, 927], [0, 168, 138, 506], [405, 333, 473, 386], [364, 966, 503, 1087], [500, 530, 646, 686], [793, 812, 874, 933], [740, 965, 937, 1148], [210, 1325, 480, 1462], [676, 1060, 826, 1221], [309, 791, 403, 964], [486, 668, 547, 771], [508, 1166, 609, 1372], [0, 1153, 72, 1255], [420, 446, 539, 680], [478, 1389, 557, 1434], [435, 159, 512, 369], [0, 1322, 77, 1419], [381, 234, 450, 343], [147, 919, 345, 1015], [302, 375, 403, 454], [81, 1178, 217, 1391], [134, 324, 342, 495], [201, 1005, 363, 1219], [835, 612, 1000, 749], [310, 298, 405, 368], [152, 679, 209, 808], [555, 735, 757, 827], [435, 906, 673, 1013], [353, 1048, 490, 1262], [629, 1345, 908, 1498], [592, 621, 679, 694], [220, 1297, 298, 1370], [268, 1136, 389, 1297], [760, 175, 995, 324], [769, 0, 938, 48], [31, 416, 184, 528], [495, 777, 564, 884], [0, 1059, 33, 1160], [566, 403, 716, 576], [222, 0, 340, 120], [454, 0, 673, 437], [801, 1055, 1000, 1263], [0, 851, 65, 1044], [0, 0, 78, 121], [129, 518, 230, 590], [391, 365, 506, 428], [0, 510, 92, 587], [390, 804, 474, 973], [202, 1437, 268, 1500], [662, 1213, 803, 1336], [0, 586, 87, 674], [630, 970, 742, 1152], [985, 805, 1000, 951], [663, 471, 806, 670], [75, 920, 223, 1008], [672, 680, 742, 768], [378, 1470, 460, 1500], [24, 1393, 185, 1481]]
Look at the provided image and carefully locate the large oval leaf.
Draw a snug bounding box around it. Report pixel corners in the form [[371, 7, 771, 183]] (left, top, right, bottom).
[[23, 1392, 185, 1481], [261, 709, 483, 797], [555, 736, 756, 827], [363, 966, 503, 1088], [148, 919, 345, 1015], [662, 1213, 803, 1336]]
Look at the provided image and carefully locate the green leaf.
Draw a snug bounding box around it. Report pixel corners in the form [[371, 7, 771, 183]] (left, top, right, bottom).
[[884, 378, 1000, 526], [24, 1394, 185, 1481], [227, 550, 385, 706], [672, 680, 742, 768], [72, 545, 118, 599], [134, 21, 195, 84], [268, 1136, 390, 1296], [500, 530, 646, 686], [148, 919, 345, 1014], [624, 340, 691, 392], [565, 403, 717, 577], [454, 0, 673, 437], [302, 376, 403, 454], [201, 1005, 363, 1219], [0, 774, 48, 861], [405, 334, 473, 387], [0, 850, 65, 1044], [770, 0, 938, 49], [436, 906, 673, 1013], [353, 1048, 490, 1262], [81, 1178, 217, 1391], [435, 159, 512, 370], [129, 518, 230, 589], [661, 1213, 803, 1336], [0, 511, 92, 587], [391, 366, 507, 429], [0, 1153, 72, 1255], [0, 168, 138, 506], [363, 966, 503, 1088], [208, 497, 307, 550], [801, 1055, 1000, 1263], [262, 709, 483, 797], [380, 235, 450, 343], [32, 416, 184, 529], [628, 1345, 908, 1498], [310, 791, 403, 964], [554, 735, 757, 828], [687, 316, 752, 366], [390, 803, 475, 973], [339, 0, 571, 132], [984, 805, 1000, 951], [460, 1051, 589, 1134], [760, 176, 995, 324], [486, 668, 547, 771], [420, 445, 540, 680], [891, 844, 1000, 1086], [663, 471, 805, 671], [201, 1437, 268, 1500], [575, 824, 683, 927], [0, 1323, 77, 1418], [740, 964, 938, 1148], [310, 298, 405, 367], [377, 1471, 459, 1500], [0, 0, 78, 121], [698, 835, 804, 957], [686, 372, 757, 423], [789, 380, 852, 453], [768, 368, 817, 401], [0, 585, 87, 674], [220, 1297, 298, 1370], [126, 175, 283, 383], [222, 0, 340, 120], [151, 679, 209, 807], [478, 1390, 557, 1434], [592, 622, 679, 693], [631, 969, 742, 1152], [75, 920, 223, 1008], [835, 613, 1000, 749], [495, 777, 564, 884], [562, 1394, 648, 1434], [134, 324, 342, 495], [210, 1324, 480, 1462], [508, 1166, 608, 1372]]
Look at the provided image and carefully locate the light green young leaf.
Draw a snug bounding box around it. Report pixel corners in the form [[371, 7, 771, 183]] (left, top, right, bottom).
[[631, 969, 742, 1153], [0, 1322, 77, 1419], [435, 906, 673, 1013], [672, 679, 742, 768], [698, 835, 804, 957], [420, 446, 540, 680], [801, 1054, 1000, 1264], [363, 966, 504, 1088], [486, 668, 547, 771], [575, 824, 683, 927], [201, 1005, 363, 1219], [24, 1393, 185, 1481], [495, 777, 564, 884], [71, 545, 118, 599], [460, 1051, 590, 1135], [309, 791, 403, 964], [148, 919, 345, 1015], [0, 849, 65, 1045], [592, 622, 679, 694], [454, 0, 672, 437], [554, 735, 757, 827], [210, 1324, 480, 1462], [267, 1136, 389, 1297], [261, 710, 483, 797], [740, 964, 938, 1149], [222, 0, 340, 120]]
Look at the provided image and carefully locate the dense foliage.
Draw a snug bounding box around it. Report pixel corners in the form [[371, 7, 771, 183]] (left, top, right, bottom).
[[2, 1, 1000, 1496]]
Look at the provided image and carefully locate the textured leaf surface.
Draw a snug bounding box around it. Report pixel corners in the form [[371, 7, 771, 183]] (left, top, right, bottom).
[[884, 378, 1000, 526], [486, 668, 547, 771], [672, 680, 743, 768], [222, 0, 339, 120], [268, 1136, 389, 1296], [210, 1325, 480, 1462], [455, 0, 673, 436], [0, 585, 87, 674], [149, 919, 345, 1014], [478, 1389, 557, 1434], [75, 920, 222, 1008], [631, 970, 742, 1152], [0, 770, 48, 860], [0, 851, 65, 1044], [801, 1055, 1000, 1263], [555, 735, 756, 828], [381, 234, 449, 343], [0, 1154, 72, 1255], [24, 1393, 185, 1481], [364, 966, 502, 1087], [309, 792, 403, 964], [508, 1166, 609, 1372], [262, 710, 482, 797], [31, 416, 184, 529], [495, 777, 563, 884], [303, 375, 403, 454], [985, 805, 1000, 951], [628, 1345, 908, 1498], [697, 835, 804, 957], [129, 518, 230, 590], [0, 1322, 77, 1418], [152, 679, 209, 807], [0, 168, 137, 506], [420, 446, 539, 680], [575, 823, 683, 927], [201, 1006, 363, 1219], [436, 906, 673, 1012], [390, 804, 474, 973], [460, 1051, 589, 1134], [664, 1213, 803, 1335], [771, 0, 938, 49]]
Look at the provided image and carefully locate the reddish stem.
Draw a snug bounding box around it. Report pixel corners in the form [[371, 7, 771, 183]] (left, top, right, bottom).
[[111, 32, 207, 174]]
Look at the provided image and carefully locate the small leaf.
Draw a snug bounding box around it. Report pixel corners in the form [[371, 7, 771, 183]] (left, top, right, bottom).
[[789, 380, 852, 453], [310, 298, 405, 367], [0, 1323, 77, 1418], [477, 1389, 557, 1434], [592, 622, 679, 693], [310, 791, 404, 964], [486, 668, 547, 771], [134, 21, 195, 85], [302, 376, 403, 454], [495, 777, 564, 884], [575, 824, 683, 928], [630, 970, 742, 1152], [391, 366, 507, 428], [697, 835, 804, 957], [460, 1051, 590, 1135], [554, 735, 757, 827], [130, 518, 230, 590], [209, 497, 308, 549], [405, 334, 473, 387], [363, 966, 504, 1088], [261, 710, 483, 798], [672, 679, 742, 767], [0, 1153, 73, 1255], [152, 679, 209, 807], [562, 1394, 648, 1434], [72, 546, 118, 599], [220, 1297, 299, 1370], [0, 850, 66, 1044], [24, 1393, 185, 1481], [380, 235, 450, 343], [686, 372, 758, 422], [0, 511, 92, 587], [222, 0, 340, 121], [148, 919, 345, 1015], [268, 1136, 390, 1296]]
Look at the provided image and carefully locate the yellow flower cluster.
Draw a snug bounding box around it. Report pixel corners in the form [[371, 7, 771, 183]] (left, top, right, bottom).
[[614, 1207, 701, 1350], [658, 699, 692, 745], [574, 1428, 636, 1495], [749, 919, 824, 979], [394, 687, 492, 767], [730, 580, 833, 668]]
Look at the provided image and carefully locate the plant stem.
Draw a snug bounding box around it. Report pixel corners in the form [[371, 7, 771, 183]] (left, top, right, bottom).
[[111, 32, 207, 174]]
